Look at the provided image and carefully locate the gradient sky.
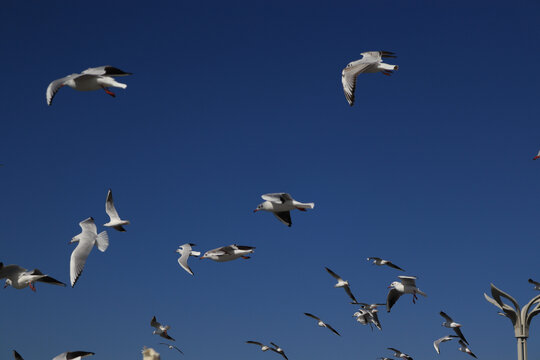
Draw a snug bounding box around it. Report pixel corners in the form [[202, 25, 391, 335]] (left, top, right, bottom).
[[1, 1, 540, 359]]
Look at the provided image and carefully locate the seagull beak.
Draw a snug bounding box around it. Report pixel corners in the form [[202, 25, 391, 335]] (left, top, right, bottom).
[[253, 209, 259, 213], [387, 286, 392, 289]]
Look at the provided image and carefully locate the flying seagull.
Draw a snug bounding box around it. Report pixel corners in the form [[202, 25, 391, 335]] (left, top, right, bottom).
[[304, 313, 340, 336], [353, 308, 382, 330], [104, 189, 130, 232], [387, 348, 413, 360], [367, 257, 405, 271], [341, 51, 398, 106], [52, 351, 95, 360], [386, 276, 427, 312], [270, 342, 288, 360], [158, 343, 183, 355], [458, 340, 477, 358], [142, 347, 160, 360], [254, 193, 314, 227], [246, 341, 271, 352], [528, 278, 540, 290], [440, 311, 469, 345], [46, 65, 132, 105], [200, 244, 255, 262], [13, 350, 24, 360], [0, 263, 65, 291], [433, 335, 458, 354], [151, 316, 175, 341], [325, 267, 359, 303], [69, 217, 109, 287], [176, 243, 200, 275]]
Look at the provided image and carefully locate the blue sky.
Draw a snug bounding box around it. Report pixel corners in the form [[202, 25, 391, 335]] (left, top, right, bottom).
[[1, 0, 540, 359]]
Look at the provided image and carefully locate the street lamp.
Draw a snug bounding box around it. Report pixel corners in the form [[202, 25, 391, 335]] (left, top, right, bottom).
[[484, 283, 540, 360]]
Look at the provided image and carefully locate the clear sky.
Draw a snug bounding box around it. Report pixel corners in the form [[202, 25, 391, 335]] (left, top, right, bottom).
[[1, 1, 540, 359]]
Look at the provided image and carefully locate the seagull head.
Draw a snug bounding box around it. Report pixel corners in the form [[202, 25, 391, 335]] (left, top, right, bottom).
[[3, 279, 12, 288], [388, 281, 399, 289], [254, 202, 270, 212]]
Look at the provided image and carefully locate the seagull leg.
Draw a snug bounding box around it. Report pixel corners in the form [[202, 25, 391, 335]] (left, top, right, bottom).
[[382, 71, 392, 76], [296, 207, 307, 212], [29, 283, 36, 292], [102, 87, 116, 97], [241, 256, 251, 259]]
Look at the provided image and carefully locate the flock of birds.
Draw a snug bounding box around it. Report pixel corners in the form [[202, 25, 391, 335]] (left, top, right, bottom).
[[2, 51, 538, 360]]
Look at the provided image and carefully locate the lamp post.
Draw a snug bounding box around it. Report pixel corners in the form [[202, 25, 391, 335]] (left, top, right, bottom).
[[484, 283, 540, 360]]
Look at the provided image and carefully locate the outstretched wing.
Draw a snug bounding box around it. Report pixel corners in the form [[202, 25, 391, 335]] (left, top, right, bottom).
[[13, 350, 24, 360], [46, 74, 78, 106], [246, 340, 264, 347], [453, 326, 469, 345], [150, 316, 161, 328], [386, 288, 402, 312], [70, 239, 94, 287], [105, 189, 121, 222], [325, 323, 341, 336], [0, 264, 26, 280], [343, 285, 358, 304], [398, 276, 417, 287], [273, 211, 292, 227], [82, 65, 132, 77], [304, 313, 321, 321], [31, 270, 66, 286], [262, 193, 291, 203], [341, 63, 372, 106], [386, 261, 405, 271]]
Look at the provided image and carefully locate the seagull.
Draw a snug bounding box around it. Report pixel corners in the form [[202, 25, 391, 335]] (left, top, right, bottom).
[[246, 341, 271, 352], [433, 335, 458, 354], [533, 150, 540, 160], [304, 313, 340, 336], [103, 189, 130, 232], [325, 267, 359, 303], [353, 308, 381, 330], [69, 217, 109, 287], [440, 311, 468, 344], [13, 350, 24, 360], [158, 343, 183, 355], [269, 342, 288, 360], [366, 257, 405, 271], [386, 276, 427, 312], [254, 193, 314, 227], [52, 351, 95, 360], [387, 348, 413, 360], [46, 65, 132, 105], [151, 316, 175, 341], [142, 347, 160, 360], [176, 243, 200, 275], [0, 263, 65, 291], [458, 340, 477, 358], [341, 51, 398, 106], [528, 278, 540, 290], [200, 244, 255, 262]]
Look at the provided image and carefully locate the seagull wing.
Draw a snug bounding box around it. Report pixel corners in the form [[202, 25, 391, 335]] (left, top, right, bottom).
[[398, 275, 417, 287], [343, 285, 359, 304], [385, 261, 405, 271], [440, 311, 453, 322], [273, 211, 292, 227], [453, 326, 469, 345], [529, 278, 540, 286], [69, 236, 94, 287], [262, 193, 286, 203], [304, 313, 321, 321], [386, 288, 402, 312], [31, 270, 66, 286], [82, 65, 132, 77], [366, 257, 382, 261], [13, 350, 24, 360], [246, 341, 265, 347], [325, 323, 341, 336], [161, 332, 175, 341], [65, 351, 95, 360], [151, 316, 161, 329], [0, 264, 26, 280], [46, 74, 78, 106], [105, 189, 121, 222], [341, 63, 373, 106], [79, 217, 98, 235], [178, 244, 195, 276], [324, 267, 342, 281], [171, 346, 183, 354], [433, 335, 457, 354]]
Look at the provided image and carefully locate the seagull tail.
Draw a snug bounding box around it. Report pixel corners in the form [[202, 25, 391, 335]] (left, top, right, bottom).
[[416, 289, 428, 297], [96, 231, 109, 252], [296, 202, 315, 209]]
